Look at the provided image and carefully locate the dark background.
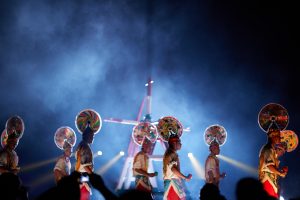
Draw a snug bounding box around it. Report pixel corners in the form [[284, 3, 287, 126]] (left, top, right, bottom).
[[0, 0, 299, 199]]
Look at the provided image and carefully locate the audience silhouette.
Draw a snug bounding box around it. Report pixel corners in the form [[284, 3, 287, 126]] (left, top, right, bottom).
[[118, 189, 153, 200], [0, 172, 28, 200], [37, 171, 118, 200], [199, 183, 226, 200], [2, 172, 300, 200], [37, 171, 81, 200], [235, 177, 277, 200]]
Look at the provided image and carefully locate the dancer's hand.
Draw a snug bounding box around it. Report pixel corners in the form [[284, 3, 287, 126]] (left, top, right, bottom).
[[185, 174, 192, 181], [279, 170, 287, 178], [279, 166, 288, 177], [282, 166, 288, 173], [148, 172, 157, 177]]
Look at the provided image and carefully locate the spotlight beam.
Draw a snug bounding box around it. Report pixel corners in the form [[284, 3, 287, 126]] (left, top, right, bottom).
[[188, 154, 205, 180], [96, 154, 122, 175], [21, 157, 59, 172], [217, 154, 257, 175]]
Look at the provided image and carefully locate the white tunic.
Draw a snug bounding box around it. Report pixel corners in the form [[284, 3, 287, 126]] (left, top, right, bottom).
[[53, 155, 71, 176]]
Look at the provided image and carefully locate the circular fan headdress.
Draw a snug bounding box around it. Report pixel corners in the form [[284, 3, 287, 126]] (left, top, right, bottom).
[[258, 103, 289, 133], [75, 109, 102, 134], [280, 130, 298, 152], [157, 116, 183, 142], [132, 122, 158, 146], [54, 126, 77, 150], [5, 115, 25, 139], [204, 124, 227, 146]]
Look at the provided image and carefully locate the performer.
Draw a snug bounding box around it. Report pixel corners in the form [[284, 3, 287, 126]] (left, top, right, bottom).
[[53, 141, 73, 183], [132, 138, 157, 193], [75, 123, 95, 200], [0, 132, 20, 174], [204, 140, 226, 187], [258, 129, 288, 199], [163, 135, 192, 200]]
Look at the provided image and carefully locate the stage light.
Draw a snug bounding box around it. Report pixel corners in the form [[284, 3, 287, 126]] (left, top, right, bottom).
[[120, 151, 125, 156], [97, 151, 103, 156], [184, 127, 191, 132], [280, 196, 284, 200], [145, 80, 154, 86], [188, 153, 193, 158]]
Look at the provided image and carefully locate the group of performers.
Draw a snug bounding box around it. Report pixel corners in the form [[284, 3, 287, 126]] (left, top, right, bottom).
[[0, 102, 297, 200], [131, 126, 290, 200], [132, 132, 228, 200], [132, 133, 192, 200], [130, 103, 295, 200], [53, 110, 98, 200]]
